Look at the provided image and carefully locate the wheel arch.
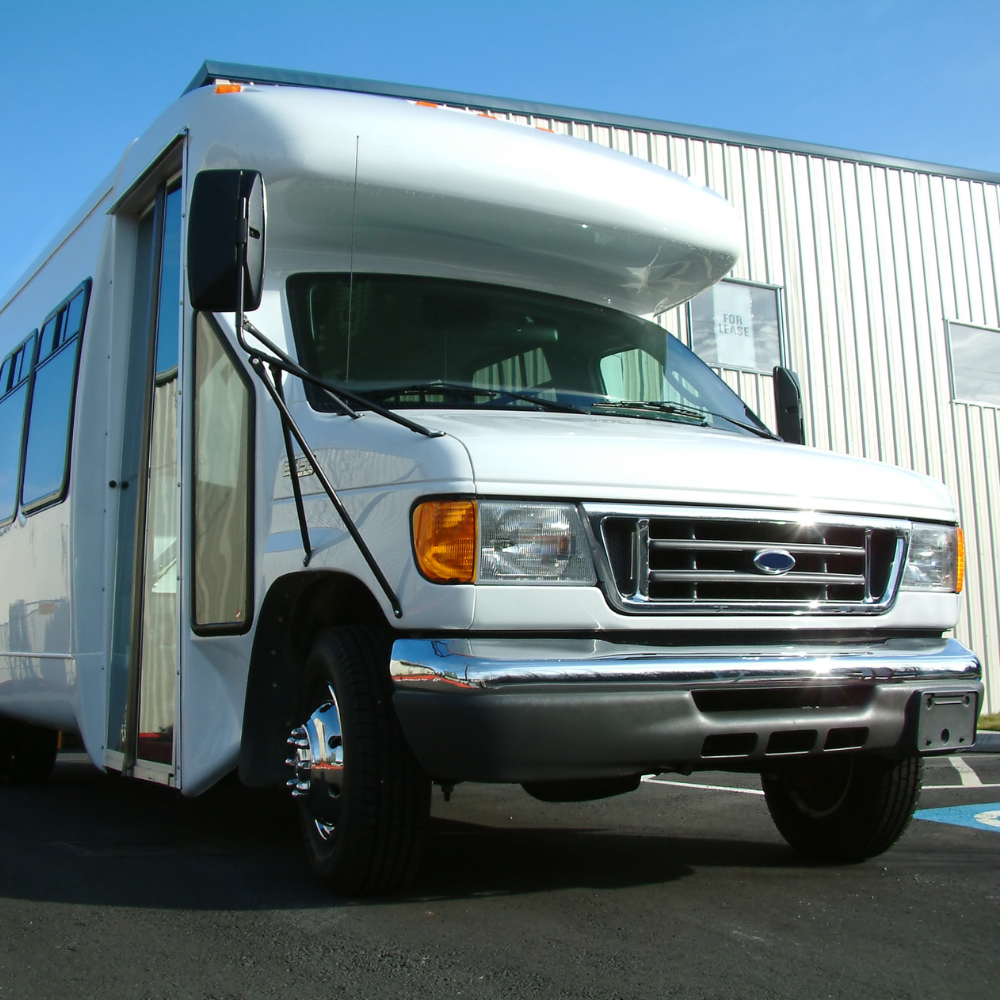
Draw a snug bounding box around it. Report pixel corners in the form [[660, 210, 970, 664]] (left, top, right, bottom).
[[238, 569, 392, 787]]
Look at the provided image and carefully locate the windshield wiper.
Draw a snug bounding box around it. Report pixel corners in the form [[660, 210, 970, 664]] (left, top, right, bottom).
[[590, 400, 709, 425], [707, 410, 781, 440], [361, 381, 586, 414], [591, 399, 780, 439]]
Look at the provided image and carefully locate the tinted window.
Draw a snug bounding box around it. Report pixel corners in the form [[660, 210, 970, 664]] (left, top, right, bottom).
[[0, 332, 37, 524], [38, 313, 62, 362], [21, 282, 90, 511], [154, 185, 182, 376], [0, 385, 28, 523], [63, 292, 85, 342], [11, 334, 36, 384], [21, 343, 80, 506]]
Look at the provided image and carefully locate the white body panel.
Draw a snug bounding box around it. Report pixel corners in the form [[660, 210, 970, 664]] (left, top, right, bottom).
[[0, 80, 970, 793]]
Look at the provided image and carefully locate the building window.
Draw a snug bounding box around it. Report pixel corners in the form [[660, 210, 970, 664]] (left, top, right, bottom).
[[948, 321, 1000, 406], [689, 279, 782, 373]]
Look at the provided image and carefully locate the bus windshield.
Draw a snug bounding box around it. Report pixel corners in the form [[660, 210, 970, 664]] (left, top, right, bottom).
[[286, 273, 773, 438]]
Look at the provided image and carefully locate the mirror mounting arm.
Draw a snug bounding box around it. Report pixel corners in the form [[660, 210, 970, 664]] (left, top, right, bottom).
[[271, 364, 313, 568], [239, 316, 443, 438], [248, 354, 404, 619]]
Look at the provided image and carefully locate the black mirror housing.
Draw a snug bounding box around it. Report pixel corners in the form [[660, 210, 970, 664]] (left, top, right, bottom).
[[187, 169, 266, 312], [773, 366, 806, 445]]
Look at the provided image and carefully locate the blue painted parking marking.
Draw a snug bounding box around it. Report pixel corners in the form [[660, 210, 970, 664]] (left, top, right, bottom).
[[915, 802, 1000, 833]]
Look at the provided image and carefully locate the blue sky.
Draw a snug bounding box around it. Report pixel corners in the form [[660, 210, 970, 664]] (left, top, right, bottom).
[[2, 0, 998, 297]]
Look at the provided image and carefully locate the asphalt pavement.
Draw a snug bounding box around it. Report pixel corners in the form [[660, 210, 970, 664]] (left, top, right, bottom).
[[0, 750, 997, 999]]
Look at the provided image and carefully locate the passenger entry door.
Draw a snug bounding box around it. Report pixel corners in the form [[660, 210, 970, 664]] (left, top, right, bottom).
[[106, 173, 183, 781]]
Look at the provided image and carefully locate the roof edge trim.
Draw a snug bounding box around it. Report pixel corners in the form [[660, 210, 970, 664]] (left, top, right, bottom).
[[185, 60, 1000, 185]]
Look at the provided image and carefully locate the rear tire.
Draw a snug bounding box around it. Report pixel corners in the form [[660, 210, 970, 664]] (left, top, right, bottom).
[[0, 719, 59, 784], [293, 627, 430, 894], [762, 753, 923, 863]]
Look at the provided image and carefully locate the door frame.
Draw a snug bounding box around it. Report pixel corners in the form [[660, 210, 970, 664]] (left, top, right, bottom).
[[104, 135, 188, 784]]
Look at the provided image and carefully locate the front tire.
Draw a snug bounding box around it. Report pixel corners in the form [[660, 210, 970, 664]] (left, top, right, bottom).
[[762, 753, 923, 863], [290, 627, 430, 894], [0, 719, 59, 784]]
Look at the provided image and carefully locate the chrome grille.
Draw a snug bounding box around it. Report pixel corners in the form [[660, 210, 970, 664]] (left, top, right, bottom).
[[585, 505, 908, 615]]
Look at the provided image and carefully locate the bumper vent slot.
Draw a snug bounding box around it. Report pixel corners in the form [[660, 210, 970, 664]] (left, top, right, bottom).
[[701, 733, 758, 758], [765, 729, 818, 754], [693, 685, 875, 713], [824, 726, 869, 750]]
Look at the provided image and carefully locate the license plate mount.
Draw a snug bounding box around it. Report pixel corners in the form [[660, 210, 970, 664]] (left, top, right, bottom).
[[917, 691, 978, 752]]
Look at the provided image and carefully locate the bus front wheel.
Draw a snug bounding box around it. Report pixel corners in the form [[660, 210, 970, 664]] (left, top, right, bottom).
[[287, 626, 431, 894]]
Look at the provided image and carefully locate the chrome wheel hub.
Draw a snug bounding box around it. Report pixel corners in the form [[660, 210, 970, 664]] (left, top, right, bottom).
[[286, 686, 344, 813]]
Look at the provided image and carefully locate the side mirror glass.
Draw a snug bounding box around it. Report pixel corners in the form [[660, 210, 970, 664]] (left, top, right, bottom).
[[773, 366, 806, 445], [187, 169, 266, 312]]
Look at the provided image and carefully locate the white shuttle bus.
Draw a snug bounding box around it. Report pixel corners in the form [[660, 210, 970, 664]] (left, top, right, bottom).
[[0, 63, 982, 892]]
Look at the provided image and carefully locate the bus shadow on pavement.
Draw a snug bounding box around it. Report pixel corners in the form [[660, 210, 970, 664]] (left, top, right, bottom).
[[0, 758, 797, 911]]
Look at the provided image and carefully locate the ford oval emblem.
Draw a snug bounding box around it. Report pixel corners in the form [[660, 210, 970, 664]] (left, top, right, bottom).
[[753, 549, 796, 575]]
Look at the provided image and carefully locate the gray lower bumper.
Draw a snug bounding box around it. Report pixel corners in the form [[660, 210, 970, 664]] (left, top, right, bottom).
[[390, 637, 982, 782]]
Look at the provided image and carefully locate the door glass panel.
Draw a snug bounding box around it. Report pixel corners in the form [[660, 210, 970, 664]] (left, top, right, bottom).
[[155, 192, 181, 376], [136, 183, 182, 765], [108, 208, 155, 756], [193, 313, 251, 628]]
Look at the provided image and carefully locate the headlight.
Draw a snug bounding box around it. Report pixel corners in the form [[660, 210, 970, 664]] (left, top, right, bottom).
[[901, 523, 964, 593], [411, 499, 597, 585], [478, 501, 597, 584]]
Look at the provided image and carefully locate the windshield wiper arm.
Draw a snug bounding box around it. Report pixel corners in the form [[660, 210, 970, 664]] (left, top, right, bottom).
[[591, 399, 780, 439], [590, 399, 709, 424], [706, 410, 781, 440], [365, 381, 586, 414]]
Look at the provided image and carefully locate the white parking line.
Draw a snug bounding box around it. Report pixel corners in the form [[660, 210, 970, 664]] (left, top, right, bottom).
[[642, 773, 1000, 795], [922, 782, 1000, 790], [948, 756, 983, 787], [643, 776, 764, 796]]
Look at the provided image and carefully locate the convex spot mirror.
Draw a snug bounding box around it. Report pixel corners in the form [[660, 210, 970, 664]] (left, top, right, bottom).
[[188, 169, 266, 312]]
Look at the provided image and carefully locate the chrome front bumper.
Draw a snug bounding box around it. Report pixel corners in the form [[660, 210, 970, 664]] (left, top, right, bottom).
[[390, 637, 982, 783]]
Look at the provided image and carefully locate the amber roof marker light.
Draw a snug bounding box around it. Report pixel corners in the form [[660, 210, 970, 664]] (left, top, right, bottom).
[[956, 526, 965, 593]]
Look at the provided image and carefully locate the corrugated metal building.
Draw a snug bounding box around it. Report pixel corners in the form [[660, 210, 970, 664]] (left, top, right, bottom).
[[199, 64, 1000, 710]]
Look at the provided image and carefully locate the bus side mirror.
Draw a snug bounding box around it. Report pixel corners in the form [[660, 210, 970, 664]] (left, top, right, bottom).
[[773, 366, 806, 445], [187, 169, 266, 312]]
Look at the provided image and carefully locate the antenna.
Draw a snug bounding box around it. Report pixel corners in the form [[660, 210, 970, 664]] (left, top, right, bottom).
[[346, 135, 360, 382]]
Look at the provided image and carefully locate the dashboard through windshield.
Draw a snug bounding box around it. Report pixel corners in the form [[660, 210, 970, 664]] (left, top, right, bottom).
[[286, 273, 772, 438]]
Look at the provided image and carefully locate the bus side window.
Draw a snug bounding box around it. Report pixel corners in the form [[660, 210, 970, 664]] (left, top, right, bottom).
[[0, 332, 37, 525], [192, 312, 253, 632], [38, 312, 62, 363], [21, 282, 91, 513]]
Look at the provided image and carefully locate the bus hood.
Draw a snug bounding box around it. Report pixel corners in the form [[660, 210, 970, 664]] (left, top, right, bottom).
[[422, 410, 956, 522]]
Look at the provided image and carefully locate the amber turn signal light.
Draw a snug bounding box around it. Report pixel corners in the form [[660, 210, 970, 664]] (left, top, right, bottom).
[[412, 500, 477, 583]]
